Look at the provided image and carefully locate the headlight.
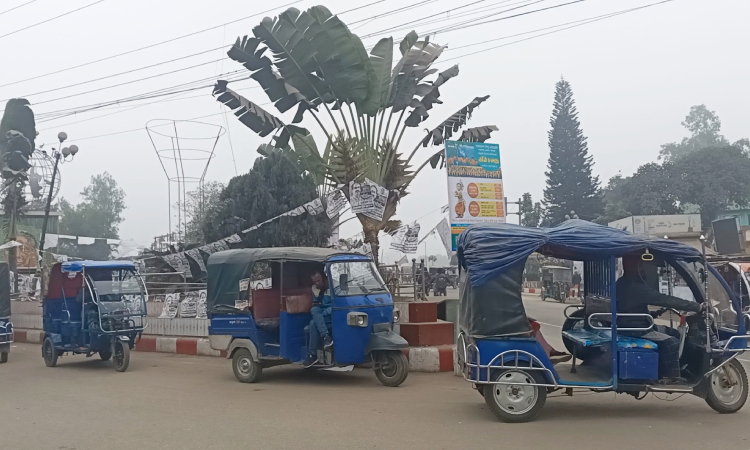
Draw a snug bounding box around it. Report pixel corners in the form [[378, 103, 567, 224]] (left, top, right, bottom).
[[393, 309, 401, 323], [347, 312, 368, 327]]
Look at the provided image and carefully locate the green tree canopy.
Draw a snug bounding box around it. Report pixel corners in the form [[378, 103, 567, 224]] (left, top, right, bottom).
[[519, 192, 542, 227], [182, 180, 224, 244], [658, 105, 748, 162], [542, 78, 602, 225], [203, 153, 330, 247], [58, 172, 126, 260]]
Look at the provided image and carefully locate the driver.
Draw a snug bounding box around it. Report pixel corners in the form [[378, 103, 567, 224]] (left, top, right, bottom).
[[617, 255, 705, 383], [304, 270, 333, 368]]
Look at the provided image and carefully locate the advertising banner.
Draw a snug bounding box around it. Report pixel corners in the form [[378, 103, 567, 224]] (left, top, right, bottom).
[[445, 140, 504, 250]]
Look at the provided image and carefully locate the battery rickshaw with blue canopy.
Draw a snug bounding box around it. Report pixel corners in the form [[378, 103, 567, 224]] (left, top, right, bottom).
[[456, 220, 749, 423], [42, 260, 147, 372], [0, 262, 13, 363], [206, 247, 409, 386]]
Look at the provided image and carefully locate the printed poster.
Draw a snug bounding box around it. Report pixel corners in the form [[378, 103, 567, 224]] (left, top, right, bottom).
[[445, 140, 504, 250], [326, 189, 347, 218], [390, 222, 420, 253], [350, 178, 387, 221]]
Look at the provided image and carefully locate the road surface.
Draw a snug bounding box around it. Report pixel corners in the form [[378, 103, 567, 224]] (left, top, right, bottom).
[[1, 296, 749, 450]]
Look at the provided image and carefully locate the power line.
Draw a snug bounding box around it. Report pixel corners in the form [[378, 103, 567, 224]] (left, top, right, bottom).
[[0, 0, 106, 40], [0, 1, 298, 90], [339, 0, 388, 15], [0, 0, 37, 17], [359, 0, 493, 38], [11, 45, 228, 101], [438, 0, 677, 64]]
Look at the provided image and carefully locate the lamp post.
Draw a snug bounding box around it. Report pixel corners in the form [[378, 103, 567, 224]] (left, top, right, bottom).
[[38, 132, 79, 266]]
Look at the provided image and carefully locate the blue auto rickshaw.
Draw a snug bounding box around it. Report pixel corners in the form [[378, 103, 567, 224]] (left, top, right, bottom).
[[42, 261, 148, 372], [206, 248, 409, 386], [0, 262, 13, 363], [457, 220, 749, 422]]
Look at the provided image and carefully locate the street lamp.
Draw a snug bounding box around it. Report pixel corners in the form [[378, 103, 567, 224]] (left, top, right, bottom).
[[38, 132, 80, 265]]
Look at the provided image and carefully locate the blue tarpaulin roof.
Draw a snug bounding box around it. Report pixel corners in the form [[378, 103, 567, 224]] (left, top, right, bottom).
[[457, 220, 704, 287], [61, 260, 136, 273]]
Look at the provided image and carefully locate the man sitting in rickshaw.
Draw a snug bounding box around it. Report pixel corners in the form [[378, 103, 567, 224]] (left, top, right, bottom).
[[304, 270, 333, 368], [617, 255, 705, 383]]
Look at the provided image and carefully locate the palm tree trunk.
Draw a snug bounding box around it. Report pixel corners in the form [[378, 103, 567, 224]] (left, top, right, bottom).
[[8, 188, 18, 293], [363, 224, 380, 267]]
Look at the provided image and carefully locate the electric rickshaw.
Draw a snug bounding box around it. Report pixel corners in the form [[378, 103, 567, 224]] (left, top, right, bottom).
[[0, 262, 12, 363], [456, 220, 749, 423], [206, 248, 409, 386], [541, 265, 572, 303], [42, 261, 147, 372]]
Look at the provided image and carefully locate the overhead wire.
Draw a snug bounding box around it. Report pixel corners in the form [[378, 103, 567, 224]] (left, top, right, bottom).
[[0, 0, 38, 17], [0, 0, 107, 41]]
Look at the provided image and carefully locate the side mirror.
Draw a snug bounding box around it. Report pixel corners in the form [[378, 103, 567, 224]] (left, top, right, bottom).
[[339, 274, 349, 292]]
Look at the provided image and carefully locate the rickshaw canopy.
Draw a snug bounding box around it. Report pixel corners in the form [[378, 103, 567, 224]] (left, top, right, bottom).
[[457, 220, 705, 338], [458, 220, 704, 288], [206, 247, 368, 311], [61, 260, 137, 273]]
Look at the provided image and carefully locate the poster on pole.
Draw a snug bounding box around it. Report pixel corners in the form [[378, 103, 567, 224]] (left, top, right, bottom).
[[445, 140, 504, 250], [391, 222, 420, 253]]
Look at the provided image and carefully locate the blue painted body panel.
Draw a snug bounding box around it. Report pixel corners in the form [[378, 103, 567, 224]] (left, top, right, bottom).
[[61, 260, 136, 272], [619, 350, 659, 380], [562, 329, 658, 350], [280, 311, 312, 363]]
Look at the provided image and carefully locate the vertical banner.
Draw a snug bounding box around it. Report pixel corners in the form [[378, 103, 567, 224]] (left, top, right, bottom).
[[445, 140, 504, 250], [435, 218, 454, 257]]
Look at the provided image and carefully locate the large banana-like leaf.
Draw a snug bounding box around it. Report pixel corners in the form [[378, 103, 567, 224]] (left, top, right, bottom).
[[460, 125, 499, 142], [389, 36, 446, 112], [213, 80, 284, 137], [227, 36, 313, 116], [306, 6, 375, 110], [288, 125, 329, 187], [366, 37, 393, 115], [419, 95, 491, 147], [0, 99, 36, 156], [253, 8, 330, 105], [404, 64, 459, 127]]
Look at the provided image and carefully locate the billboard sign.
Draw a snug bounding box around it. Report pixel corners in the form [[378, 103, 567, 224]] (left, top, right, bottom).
[[445, 140, 504, 250]]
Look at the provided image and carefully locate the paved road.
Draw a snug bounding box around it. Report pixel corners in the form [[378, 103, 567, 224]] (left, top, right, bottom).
[[2, 297, 749, 450]]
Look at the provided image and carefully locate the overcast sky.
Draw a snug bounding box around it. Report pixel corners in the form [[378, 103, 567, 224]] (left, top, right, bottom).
[[2, 0, 748, 263]]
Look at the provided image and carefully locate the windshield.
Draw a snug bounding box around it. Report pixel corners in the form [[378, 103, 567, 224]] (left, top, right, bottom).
[[87, 269, 147, 315], [679, 261, 738, 330], [330, 261, 387, 296]]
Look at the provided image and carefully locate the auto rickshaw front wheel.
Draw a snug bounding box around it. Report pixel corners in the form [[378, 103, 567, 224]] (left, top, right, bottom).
[[43, 337, 58, 367], [375, 351, 409, 387], [705, 359, 748, 414], [232, 348, 262, 383], [484, 369, 547, 423], [113, 341, 130, 372]]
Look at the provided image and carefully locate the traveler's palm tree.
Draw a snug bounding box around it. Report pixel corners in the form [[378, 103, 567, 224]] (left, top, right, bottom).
[[213, 5, 495, 263]]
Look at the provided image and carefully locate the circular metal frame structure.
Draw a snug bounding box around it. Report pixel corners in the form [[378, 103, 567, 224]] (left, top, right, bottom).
[[146, 119, 225, 243]]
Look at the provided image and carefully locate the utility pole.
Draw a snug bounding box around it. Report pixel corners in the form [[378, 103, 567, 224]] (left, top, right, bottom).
[[505, 197, 522, 225]]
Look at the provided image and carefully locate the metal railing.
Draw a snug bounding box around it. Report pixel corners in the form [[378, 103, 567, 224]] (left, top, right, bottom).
[[587, 313, 655, 332]]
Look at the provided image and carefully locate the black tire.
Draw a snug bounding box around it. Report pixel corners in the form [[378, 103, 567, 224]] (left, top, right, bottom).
[[705, 359, 748, 414], [43, 337, 58, 367], [375, 351, 409, 387], [484, 369, 547, 423], [0, 351, 7, 363], [232, 348, 262, 383], [99, 350, 112, 361], [113, 341, 130, 372], [561, 309, 598, 361]]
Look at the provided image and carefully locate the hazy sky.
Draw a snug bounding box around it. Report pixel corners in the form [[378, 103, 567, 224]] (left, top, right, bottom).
[[2, 0, 748, 262]]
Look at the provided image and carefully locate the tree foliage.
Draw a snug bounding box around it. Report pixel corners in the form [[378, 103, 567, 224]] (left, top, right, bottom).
[[203, 152, 330, 247], [658, 104, 748, 162], [181, 181, 224, 244], [58, 172, 126, 259], [542, 78, 602, 225], [519, 192, 542, 227], [212, 6, 493, 263]]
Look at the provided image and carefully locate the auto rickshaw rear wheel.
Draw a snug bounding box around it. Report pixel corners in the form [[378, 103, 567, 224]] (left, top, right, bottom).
[[375, 351, 409, 387], [232, 348, 262, 383], [705, 359, 748, 414], [113, 341, 130, 372], [99, 349, 112, 361], [0, 351, 7, 363], [43, 337, 58, 367], [484, 369, 547, 423]]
